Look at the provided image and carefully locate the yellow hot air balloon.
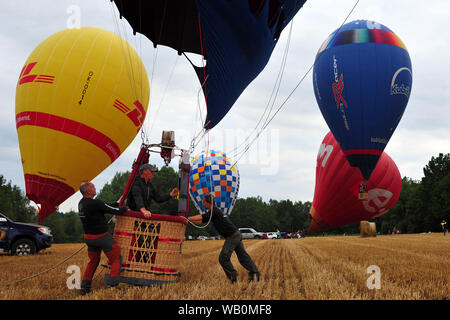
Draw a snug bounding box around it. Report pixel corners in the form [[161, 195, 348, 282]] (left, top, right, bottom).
[[15, 27, 149, 222]]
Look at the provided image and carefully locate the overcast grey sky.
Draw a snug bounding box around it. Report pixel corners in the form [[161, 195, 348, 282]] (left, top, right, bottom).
[[1, 1, 449, 213]]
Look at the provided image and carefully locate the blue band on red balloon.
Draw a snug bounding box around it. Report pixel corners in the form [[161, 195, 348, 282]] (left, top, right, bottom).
[[318, 29, 407, 54], [343, 149, 383, 156]]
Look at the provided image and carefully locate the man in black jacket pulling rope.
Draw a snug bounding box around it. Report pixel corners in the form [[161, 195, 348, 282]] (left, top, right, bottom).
[[78, 181, 127, 295], [188, 193, 260, 283]]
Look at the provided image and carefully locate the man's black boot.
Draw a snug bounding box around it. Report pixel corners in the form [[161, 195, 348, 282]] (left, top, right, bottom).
[[79, 280, 91, 295], [248, 271, 260, 282]]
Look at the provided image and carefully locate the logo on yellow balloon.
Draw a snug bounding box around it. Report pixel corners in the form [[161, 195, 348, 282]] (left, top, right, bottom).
[[113, 99, 146, 132], [18, 62, 55, 86]]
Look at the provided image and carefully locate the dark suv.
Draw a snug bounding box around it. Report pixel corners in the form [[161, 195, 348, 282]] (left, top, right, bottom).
[[0, 212, 53, 255]]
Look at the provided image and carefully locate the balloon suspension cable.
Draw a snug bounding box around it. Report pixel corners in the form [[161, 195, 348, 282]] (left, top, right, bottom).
[[184, 50, 209, 152], [227, 19, 294, 160], [197, 12, 208, 116], [190, 127, 208, 155], [229, 0, 360, 168], [148, 54, 179, 138], [187, 12, 216, 224], [197, 74, 209, 128], [185, 144, 215, 230], [109, 3, 141, 102], [187, 71, 209, 155], [110, 1, 160, 147], [189, 12, 214, 222], [185, 205, 214, 229], [187, 136, 216, 229], [143, 0, 170, 138]]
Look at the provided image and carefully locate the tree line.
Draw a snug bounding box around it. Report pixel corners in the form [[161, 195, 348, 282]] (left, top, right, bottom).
[[0, 153, 448, 242]]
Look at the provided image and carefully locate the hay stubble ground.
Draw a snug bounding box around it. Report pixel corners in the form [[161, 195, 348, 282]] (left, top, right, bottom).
[[0, 233, 448, 300]]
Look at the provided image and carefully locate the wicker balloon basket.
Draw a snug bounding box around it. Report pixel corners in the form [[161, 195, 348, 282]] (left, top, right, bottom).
[[106, 211, 188, 286]]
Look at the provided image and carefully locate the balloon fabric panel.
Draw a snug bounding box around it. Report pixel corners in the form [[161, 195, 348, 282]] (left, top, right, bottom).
[[112, 0, 306, 129]]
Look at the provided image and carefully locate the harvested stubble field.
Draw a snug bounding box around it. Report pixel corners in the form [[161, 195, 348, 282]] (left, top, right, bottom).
[[0, 233, 448, 300]]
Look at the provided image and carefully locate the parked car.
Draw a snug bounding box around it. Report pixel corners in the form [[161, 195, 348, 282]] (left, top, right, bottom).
[[197, 236, 208, 240], [264, 232, 277, 239], [280, 232, 291, 239], [0, 212, 52, 255], [238, 228, 265, 239]]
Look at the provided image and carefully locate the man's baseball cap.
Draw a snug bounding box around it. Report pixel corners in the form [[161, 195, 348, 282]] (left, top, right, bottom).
[[140, 164, 158, 172]]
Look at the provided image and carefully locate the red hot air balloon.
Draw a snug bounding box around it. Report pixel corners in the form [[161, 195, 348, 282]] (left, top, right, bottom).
[[309, 132, 401, 232]]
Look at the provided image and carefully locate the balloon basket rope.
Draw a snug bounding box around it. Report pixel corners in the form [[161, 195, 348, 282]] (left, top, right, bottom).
[[111, 211, 187, 286]]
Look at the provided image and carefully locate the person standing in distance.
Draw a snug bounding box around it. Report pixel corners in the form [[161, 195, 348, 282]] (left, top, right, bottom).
[[188, 193, 260, 283]]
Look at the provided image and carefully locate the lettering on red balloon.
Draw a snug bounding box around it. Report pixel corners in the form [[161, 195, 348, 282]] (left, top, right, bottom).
[[363, 188, 393, 217], [317, 143, 333, 168]]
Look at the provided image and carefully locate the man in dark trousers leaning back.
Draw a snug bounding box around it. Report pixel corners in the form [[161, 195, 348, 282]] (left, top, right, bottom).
[[78, 181, 128, 295], [188, 193, 260, 283], [127, 163, 179, 218]]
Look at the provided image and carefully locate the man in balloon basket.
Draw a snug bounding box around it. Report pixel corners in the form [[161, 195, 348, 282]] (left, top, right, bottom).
[[127, 163, 179, 218]]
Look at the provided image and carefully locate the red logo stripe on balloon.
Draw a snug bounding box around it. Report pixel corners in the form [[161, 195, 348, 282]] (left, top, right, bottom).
[[16, 111, 121, 162]]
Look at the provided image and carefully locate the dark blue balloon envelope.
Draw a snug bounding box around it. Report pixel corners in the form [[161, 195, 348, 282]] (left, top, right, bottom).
[[313, 20, 412, 180]]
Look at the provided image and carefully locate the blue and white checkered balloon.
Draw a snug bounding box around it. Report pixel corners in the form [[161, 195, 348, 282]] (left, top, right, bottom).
[[189, 150, 240, 216]]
